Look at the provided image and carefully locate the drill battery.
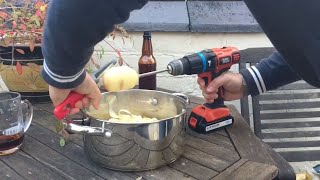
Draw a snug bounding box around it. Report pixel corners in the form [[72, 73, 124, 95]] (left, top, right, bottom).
[[188, 104, 234, 133]]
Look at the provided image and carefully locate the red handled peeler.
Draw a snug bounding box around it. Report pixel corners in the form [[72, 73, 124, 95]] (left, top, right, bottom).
[[53, 92, 84, 120]]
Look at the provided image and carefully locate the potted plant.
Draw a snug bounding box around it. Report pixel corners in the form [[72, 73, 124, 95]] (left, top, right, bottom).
[[0, 0, 49, 101], [0, 0, 131, 103]]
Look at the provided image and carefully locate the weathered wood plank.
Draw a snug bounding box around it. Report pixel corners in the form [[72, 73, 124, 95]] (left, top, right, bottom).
[[280, 151, 320, 162], [259, 92, 320, 101], [227, 105, 276, 165], [26, 122, 136, 180], [260, 111, 320, 120], [211, 129, 229, 137], [182, 146, 230, 172], [0, 160, 25, 180], [266, 140, 320, 148], [22, 135, 104, 180], [212, 159, 248, 180], [261, 143, 296, 179], [0, 150, 65, 180], [169, 157, 219, 180], [262, 131, 320, 139], [186, 128, 234, 149], [186, 136, 239, 162], [261, 121, 320, 129], [135, 166, 196, 180], [33, 96, 220, 178], [215, 160, 278, 180], [260, 101, 320, 110], [31, 106, 84, 146]]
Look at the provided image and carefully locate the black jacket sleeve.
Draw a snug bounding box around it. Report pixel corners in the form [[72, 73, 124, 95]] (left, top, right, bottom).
[[243, 0, 320, 88], [240, 52, 301, 96], [41, 0, 148, 89]]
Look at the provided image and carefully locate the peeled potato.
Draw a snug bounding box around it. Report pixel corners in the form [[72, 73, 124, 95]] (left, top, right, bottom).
[[103, 66, 139, 92]]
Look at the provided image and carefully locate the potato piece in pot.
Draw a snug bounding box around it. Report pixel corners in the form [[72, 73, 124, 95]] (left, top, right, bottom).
[[103, 66, 139, 92]]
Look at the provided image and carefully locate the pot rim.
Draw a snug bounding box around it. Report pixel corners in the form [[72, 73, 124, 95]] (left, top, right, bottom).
[[83, 89, 189, 125]]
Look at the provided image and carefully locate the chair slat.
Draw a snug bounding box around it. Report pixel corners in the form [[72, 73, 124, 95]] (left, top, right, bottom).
[[259, 92, 320, 101], [279, 151, 320, 162], [267, 141, 320, 148], [260, 101, 320, 111], [262, 131, 320, 139], [261, 121, 320, 129], [276, 82, 317, 90], [260, 111, 320, 120]]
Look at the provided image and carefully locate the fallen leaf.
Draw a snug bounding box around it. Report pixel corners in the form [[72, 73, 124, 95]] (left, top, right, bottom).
[[21, 24, 27, 31], [136, 177, 143, 180], [16, 61, 23, 75], [12, 21, 17, 29], [55, 120, 64, 133], [35, 19, 40, 26], [29, 40, 35, 52], [16, 49, 25, 54], [35, 0, 43, 9], [0, 11, 7, 19], [40, 5, 47, 12], [59, 138, 65, 147]]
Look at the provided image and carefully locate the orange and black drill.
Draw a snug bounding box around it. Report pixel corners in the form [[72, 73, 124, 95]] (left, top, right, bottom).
[[166, 47, 240, 133]]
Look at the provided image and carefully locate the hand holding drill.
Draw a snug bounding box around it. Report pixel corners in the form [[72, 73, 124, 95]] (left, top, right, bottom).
[[197, 72, 246, 103]]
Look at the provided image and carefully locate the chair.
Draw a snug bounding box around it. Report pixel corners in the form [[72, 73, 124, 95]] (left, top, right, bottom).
[[239, 47, 320, 163]]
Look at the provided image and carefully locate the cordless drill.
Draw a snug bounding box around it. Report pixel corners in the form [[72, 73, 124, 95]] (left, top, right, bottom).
[[166, 47, 240, 133]]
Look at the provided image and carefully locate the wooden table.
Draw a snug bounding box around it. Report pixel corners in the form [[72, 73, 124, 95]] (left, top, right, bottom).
[[0, 93, 292, 180]]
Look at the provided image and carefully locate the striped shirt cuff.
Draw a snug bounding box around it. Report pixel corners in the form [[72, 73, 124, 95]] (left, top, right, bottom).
[[41, 59, 87, 89], [240, 66, 266, 96]]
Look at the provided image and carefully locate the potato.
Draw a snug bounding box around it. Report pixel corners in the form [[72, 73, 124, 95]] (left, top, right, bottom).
[[102, 66, 139, 92]]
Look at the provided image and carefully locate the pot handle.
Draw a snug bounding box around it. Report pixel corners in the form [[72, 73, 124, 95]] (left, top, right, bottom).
[[53, 92, 113, 137], [172, 93, 190, 105], [65, 121, 112, 137]]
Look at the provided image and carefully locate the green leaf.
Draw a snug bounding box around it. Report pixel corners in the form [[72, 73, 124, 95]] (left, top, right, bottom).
[[35, 19, 40, 26], [55, 120, 64, 133], [59, 138, 65, 147]]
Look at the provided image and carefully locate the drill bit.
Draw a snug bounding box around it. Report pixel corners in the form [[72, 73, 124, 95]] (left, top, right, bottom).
[[139, 69, 168, 78]]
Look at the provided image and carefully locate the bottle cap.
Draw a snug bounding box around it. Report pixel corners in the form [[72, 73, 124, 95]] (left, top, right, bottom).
[[143, 31, 151, 38]]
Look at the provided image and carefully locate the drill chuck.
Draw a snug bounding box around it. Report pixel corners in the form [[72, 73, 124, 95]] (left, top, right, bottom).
[[167, 59, 185, 76]]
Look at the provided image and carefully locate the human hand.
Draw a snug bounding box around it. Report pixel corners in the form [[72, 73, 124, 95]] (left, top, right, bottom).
[[197, 72, 245, 103], [49, 71, 102, 115]]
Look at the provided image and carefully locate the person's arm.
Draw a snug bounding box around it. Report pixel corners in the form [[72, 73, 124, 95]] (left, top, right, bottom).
[[41, 0, 148, 89], [239, 52, 301, 96], [198, 51, 302, 103]]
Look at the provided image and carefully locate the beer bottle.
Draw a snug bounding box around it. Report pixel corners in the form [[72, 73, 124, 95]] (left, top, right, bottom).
[[138, 31, 157, 90]]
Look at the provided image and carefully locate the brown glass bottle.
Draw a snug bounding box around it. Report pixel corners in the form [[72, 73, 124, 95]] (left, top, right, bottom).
[[138, 31, 157, 90]]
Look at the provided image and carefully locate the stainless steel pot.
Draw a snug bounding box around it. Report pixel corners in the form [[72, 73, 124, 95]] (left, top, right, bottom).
[[66, 89, 190, 171]]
